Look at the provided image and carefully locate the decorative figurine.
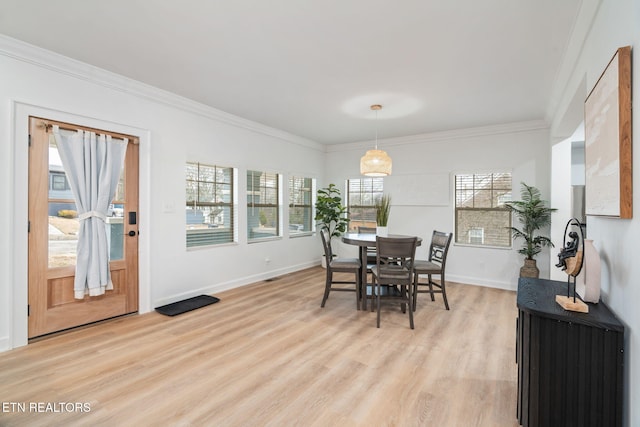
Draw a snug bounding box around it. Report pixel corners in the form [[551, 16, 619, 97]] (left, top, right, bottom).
[[555, 231, 579, 271], [554, 218, 588, 313]]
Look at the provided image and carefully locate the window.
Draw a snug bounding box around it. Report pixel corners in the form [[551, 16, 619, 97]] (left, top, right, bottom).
[[455, 173, 512, 247], [247, 170, 280, 241], [347, 177, 384, 231], [50, 171, 70, 191], [186, 162, 235, 247], [289, 176, 314, 235]]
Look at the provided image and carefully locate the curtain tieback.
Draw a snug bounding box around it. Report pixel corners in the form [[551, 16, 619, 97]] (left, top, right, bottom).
[[79, 211, 107, 222]]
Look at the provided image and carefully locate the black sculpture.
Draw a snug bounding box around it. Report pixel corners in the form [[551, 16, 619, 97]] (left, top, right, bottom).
[[555, 231, 580, 270], [555, 218, 585, 303]]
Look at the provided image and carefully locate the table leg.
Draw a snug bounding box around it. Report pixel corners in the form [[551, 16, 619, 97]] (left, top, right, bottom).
[[360, 245, 368, 311]]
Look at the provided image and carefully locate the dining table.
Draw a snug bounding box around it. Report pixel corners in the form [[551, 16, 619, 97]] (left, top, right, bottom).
[[341, 232, 423, 308]]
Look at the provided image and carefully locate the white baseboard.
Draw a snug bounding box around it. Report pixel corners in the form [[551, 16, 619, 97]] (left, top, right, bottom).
[[447, 274, 517, 292], [0, 336, 11, 352], [151, 261, 320, 309]]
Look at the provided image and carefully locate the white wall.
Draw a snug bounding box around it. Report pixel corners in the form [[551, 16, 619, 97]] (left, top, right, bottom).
[[549, 0, 640, 425], [0, 37, 325, 351], [550, 138, 573, 282], [326, 122, 552, 291]]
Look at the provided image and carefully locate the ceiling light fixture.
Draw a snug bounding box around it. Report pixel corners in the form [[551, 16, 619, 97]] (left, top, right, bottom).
[[360, 104, 392, 176]]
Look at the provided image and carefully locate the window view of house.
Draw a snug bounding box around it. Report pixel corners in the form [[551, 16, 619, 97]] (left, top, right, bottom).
[[347, 177, 384, 231], [454, 173, 512, 247], [186, 162, 235, 247], [247, 170, 280, 241], [288, 176, 314, 235]]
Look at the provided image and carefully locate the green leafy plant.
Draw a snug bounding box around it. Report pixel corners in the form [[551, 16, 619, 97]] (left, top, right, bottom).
[[315, 183, 350, 239], [375, 194, 391, 227], [504, 182, 556, 259], [259, 210, 268, 226]]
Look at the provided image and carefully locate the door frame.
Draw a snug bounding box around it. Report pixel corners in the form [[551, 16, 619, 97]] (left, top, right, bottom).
[[9, 101, 151, 349]]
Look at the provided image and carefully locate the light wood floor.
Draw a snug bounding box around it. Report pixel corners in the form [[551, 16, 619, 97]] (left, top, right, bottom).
[[0, 267, 519, 427]]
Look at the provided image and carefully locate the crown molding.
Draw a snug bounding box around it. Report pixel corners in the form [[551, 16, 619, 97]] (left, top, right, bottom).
[[0, 34, 324, 152], [325, 119, 550, 153]]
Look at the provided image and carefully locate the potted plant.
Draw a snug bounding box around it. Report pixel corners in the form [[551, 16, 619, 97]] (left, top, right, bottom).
[[375, 194, 391, 236], [315, 184, 350, 266], [505, 182, 556, 278]]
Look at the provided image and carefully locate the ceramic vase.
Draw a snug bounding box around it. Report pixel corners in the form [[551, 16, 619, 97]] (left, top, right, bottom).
[[577, 239, 601, 303], [376, 226, 388, 237]]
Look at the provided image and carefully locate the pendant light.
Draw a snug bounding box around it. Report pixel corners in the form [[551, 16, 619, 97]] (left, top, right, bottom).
[[360, 104, 392, 176]]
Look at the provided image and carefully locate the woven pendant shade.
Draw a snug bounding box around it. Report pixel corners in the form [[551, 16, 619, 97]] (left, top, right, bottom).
[[360, 104, 392, 176], [360, 149, 392, 176]]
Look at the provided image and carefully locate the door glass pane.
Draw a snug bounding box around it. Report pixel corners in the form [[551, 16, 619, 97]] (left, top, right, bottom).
[[106, 215, 125, 261], [48, 142, 78, 268], [114, 168, 125, 202], [48, 202, 78, 268]]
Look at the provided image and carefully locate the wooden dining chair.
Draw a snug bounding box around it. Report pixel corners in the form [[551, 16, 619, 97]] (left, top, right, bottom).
[[412, 230, 453, 310], [320, 227, 362, 310], [358, 226, 378, 271], [370, 236, 418, 328]]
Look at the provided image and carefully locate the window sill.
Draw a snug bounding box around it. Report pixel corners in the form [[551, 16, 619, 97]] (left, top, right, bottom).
[[453, 242, 513, 250], [186, 241, 239, 251], [289, 232, 314, 239], [248, 236, 283, 244]]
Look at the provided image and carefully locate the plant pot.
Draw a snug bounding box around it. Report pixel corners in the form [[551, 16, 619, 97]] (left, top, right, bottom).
[[376, 226, 388, 237], [520, 259, 539, 278]]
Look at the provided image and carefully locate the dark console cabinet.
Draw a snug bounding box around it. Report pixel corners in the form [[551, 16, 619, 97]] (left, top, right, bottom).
[[516, 278, 624, 427]]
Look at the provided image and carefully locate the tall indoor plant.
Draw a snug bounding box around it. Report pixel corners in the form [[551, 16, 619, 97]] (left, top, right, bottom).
[[505, 182, 556, 278], [315, 183, 349, 238], [315, 184, 349, 266], [375, 194, 391, 236]]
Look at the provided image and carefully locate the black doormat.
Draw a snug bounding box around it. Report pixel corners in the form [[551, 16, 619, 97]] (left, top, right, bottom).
[[155, 295, 220, 316]]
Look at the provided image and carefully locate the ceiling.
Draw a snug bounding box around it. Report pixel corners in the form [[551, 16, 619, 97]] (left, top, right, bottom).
[[0, 0, 583, 144]]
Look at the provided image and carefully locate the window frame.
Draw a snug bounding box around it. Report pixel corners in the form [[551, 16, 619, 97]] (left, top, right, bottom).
[[454, 172, 513, 249], [346, 177, 384, 231], [288, 175, 315, 237], [247, 170, 281, 242], [50, 171, 70, 191], [185, 161, 236, 248]]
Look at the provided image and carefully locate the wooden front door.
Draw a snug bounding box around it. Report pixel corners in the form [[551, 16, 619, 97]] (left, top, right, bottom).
[[28, 117, 139, 338]]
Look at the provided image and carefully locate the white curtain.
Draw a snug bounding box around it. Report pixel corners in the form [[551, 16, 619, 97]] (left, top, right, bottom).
[[53, 125, 128, 299]]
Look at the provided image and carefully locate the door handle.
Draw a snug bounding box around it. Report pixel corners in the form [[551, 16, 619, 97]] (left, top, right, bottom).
[[128, 230, 137, 237]]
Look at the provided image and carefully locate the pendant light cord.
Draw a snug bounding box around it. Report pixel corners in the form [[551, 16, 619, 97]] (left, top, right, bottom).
[[374, 108, 378, 150]]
